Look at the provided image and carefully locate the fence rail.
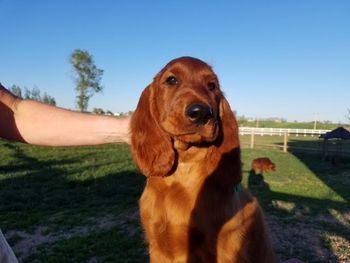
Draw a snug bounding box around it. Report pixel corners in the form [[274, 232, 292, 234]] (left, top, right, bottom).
[[239, 127, 350, 156], [239, 127, 330, 137]]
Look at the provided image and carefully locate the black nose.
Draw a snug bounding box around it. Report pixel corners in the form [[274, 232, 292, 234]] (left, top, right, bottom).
[[186, 103, 213, 125]]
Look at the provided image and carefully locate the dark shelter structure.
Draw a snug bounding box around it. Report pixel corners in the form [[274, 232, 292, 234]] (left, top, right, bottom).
[[320, 127, 350, 140], [319, 127, 350, 158]]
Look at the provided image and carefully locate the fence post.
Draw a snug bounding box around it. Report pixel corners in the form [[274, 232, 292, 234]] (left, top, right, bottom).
[[250, 129, 255, 149], [283, 130, 288, 152]]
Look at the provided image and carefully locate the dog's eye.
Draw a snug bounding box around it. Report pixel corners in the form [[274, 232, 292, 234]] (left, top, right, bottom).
[[208, 82, 216, 91], [166, 76, 178, 86]]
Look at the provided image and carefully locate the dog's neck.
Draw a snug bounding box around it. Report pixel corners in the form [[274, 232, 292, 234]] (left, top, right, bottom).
[[172, 137, 242, 191], [174, 139, 190, 151], [173, 138, 213, 164]]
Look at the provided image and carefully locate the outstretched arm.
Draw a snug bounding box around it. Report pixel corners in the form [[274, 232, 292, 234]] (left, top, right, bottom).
[[0, 83, 130, 146]]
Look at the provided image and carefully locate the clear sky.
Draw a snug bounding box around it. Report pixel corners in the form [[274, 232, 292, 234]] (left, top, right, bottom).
[[1, 0, 349, 123]]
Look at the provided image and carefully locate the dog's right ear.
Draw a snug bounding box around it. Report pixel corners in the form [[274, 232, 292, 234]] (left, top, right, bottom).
[[130, 85, 175, 177]]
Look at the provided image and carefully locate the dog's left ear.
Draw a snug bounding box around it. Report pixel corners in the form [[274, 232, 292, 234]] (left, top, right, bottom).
[[130, 85, 175, 177], [208, 96, 242, 184], [219, 97, 240, 152]]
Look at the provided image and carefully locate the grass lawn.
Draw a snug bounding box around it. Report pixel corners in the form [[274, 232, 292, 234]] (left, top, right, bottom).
[[0, 140, 147, 262], [0, 139, 349, 262]]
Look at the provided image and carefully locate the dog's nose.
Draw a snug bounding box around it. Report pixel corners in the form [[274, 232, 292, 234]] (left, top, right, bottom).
[[186, 103, 213, 125]]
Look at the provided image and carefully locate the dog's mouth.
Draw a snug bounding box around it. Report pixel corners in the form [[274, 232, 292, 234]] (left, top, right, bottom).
[[160, 102, 220, 150], [172, 119, 219, 150]]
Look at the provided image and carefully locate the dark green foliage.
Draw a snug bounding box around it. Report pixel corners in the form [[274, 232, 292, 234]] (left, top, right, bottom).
[[8, 85, 56, 106]]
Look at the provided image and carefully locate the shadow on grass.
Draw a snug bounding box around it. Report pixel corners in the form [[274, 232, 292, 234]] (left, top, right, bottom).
[[0, 141, 147, 262], [288, 139, 350, 203], [248, 156, 350, 262]]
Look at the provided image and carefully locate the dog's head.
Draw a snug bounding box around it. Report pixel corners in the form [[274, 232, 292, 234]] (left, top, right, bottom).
[[131, 57, 240, 177], [269, 163, 276, 172]]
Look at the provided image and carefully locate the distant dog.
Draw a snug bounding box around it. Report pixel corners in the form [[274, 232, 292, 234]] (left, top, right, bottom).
[[251, 157, 276, 174]]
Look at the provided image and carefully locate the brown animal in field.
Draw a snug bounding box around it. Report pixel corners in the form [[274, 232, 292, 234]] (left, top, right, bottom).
[[130, 57, 276, 263], [251, 157, 276, 174]]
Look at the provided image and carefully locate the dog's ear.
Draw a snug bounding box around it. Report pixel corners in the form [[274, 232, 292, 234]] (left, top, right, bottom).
[[208, 96, 242, 185], [130, 85, 175, 177], [219, 97, 240, 152]]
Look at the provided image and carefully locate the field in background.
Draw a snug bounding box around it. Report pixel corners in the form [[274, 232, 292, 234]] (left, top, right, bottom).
[[238, 119, 350, 130], [0, 139, 349, 262], [240, 134, 350, 156]]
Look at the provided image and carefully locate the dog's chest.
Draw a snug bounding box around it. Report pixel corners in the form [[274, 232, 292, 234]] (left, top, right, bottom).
[[142, 161, 204, 216], [139, 161, 208, 257]]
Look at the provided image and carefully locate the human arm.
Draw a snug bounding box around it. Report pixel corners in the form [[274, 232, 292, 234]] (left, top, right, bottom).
[[0, 83, 130, 146]]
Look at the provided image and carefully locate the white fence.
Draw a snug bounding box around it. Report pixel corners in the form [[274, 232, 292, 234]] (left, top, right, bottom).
[[239, 127, 330, 137]]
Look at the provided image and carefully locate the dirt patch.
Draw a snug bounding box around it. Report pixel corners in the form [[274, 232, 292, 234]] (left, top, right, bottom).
[[272, 200, 296, 212], [324, 234, 350, 263], [268, 213, 350, 263], [4, 208, 349, 262], [5, 209, 139, 261]]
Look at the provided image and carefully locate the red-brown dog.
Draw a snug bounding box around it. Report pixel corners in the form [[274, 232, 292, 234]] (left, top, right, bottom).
[[251, 157, 276, 174], [131, 57, 276, 263]]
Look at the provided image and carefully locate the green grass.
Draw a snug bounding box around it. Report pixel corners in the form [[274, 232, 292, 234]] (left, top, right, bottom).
[[241, 148, 349, 208], [0, 140, 147, 262], [24, 227, 146, 263], [0, 141, 144, 229], [241, 148, 350, 262], [1, 139, 349, 262]]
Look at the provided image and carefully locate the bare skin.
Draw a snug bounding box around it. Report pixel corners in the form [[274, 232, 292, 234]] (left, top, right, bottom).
[[0, 83, 130, 146]]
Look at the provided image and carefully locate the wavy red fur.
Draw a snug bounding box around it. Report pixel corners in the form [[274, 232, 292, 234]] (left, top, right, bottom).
[[131, 57, 276, 263]]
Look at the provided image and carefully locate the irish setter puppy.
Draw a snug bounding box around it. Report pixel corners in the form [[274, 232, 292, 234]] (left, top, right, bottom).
[[251, 157, 276, 174], [131, 57, 276, 263]]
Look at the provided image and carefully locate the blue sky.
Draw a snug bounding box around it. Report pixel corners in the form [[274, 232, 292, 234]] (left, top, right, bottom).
[[1, 0, 349, 123]]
